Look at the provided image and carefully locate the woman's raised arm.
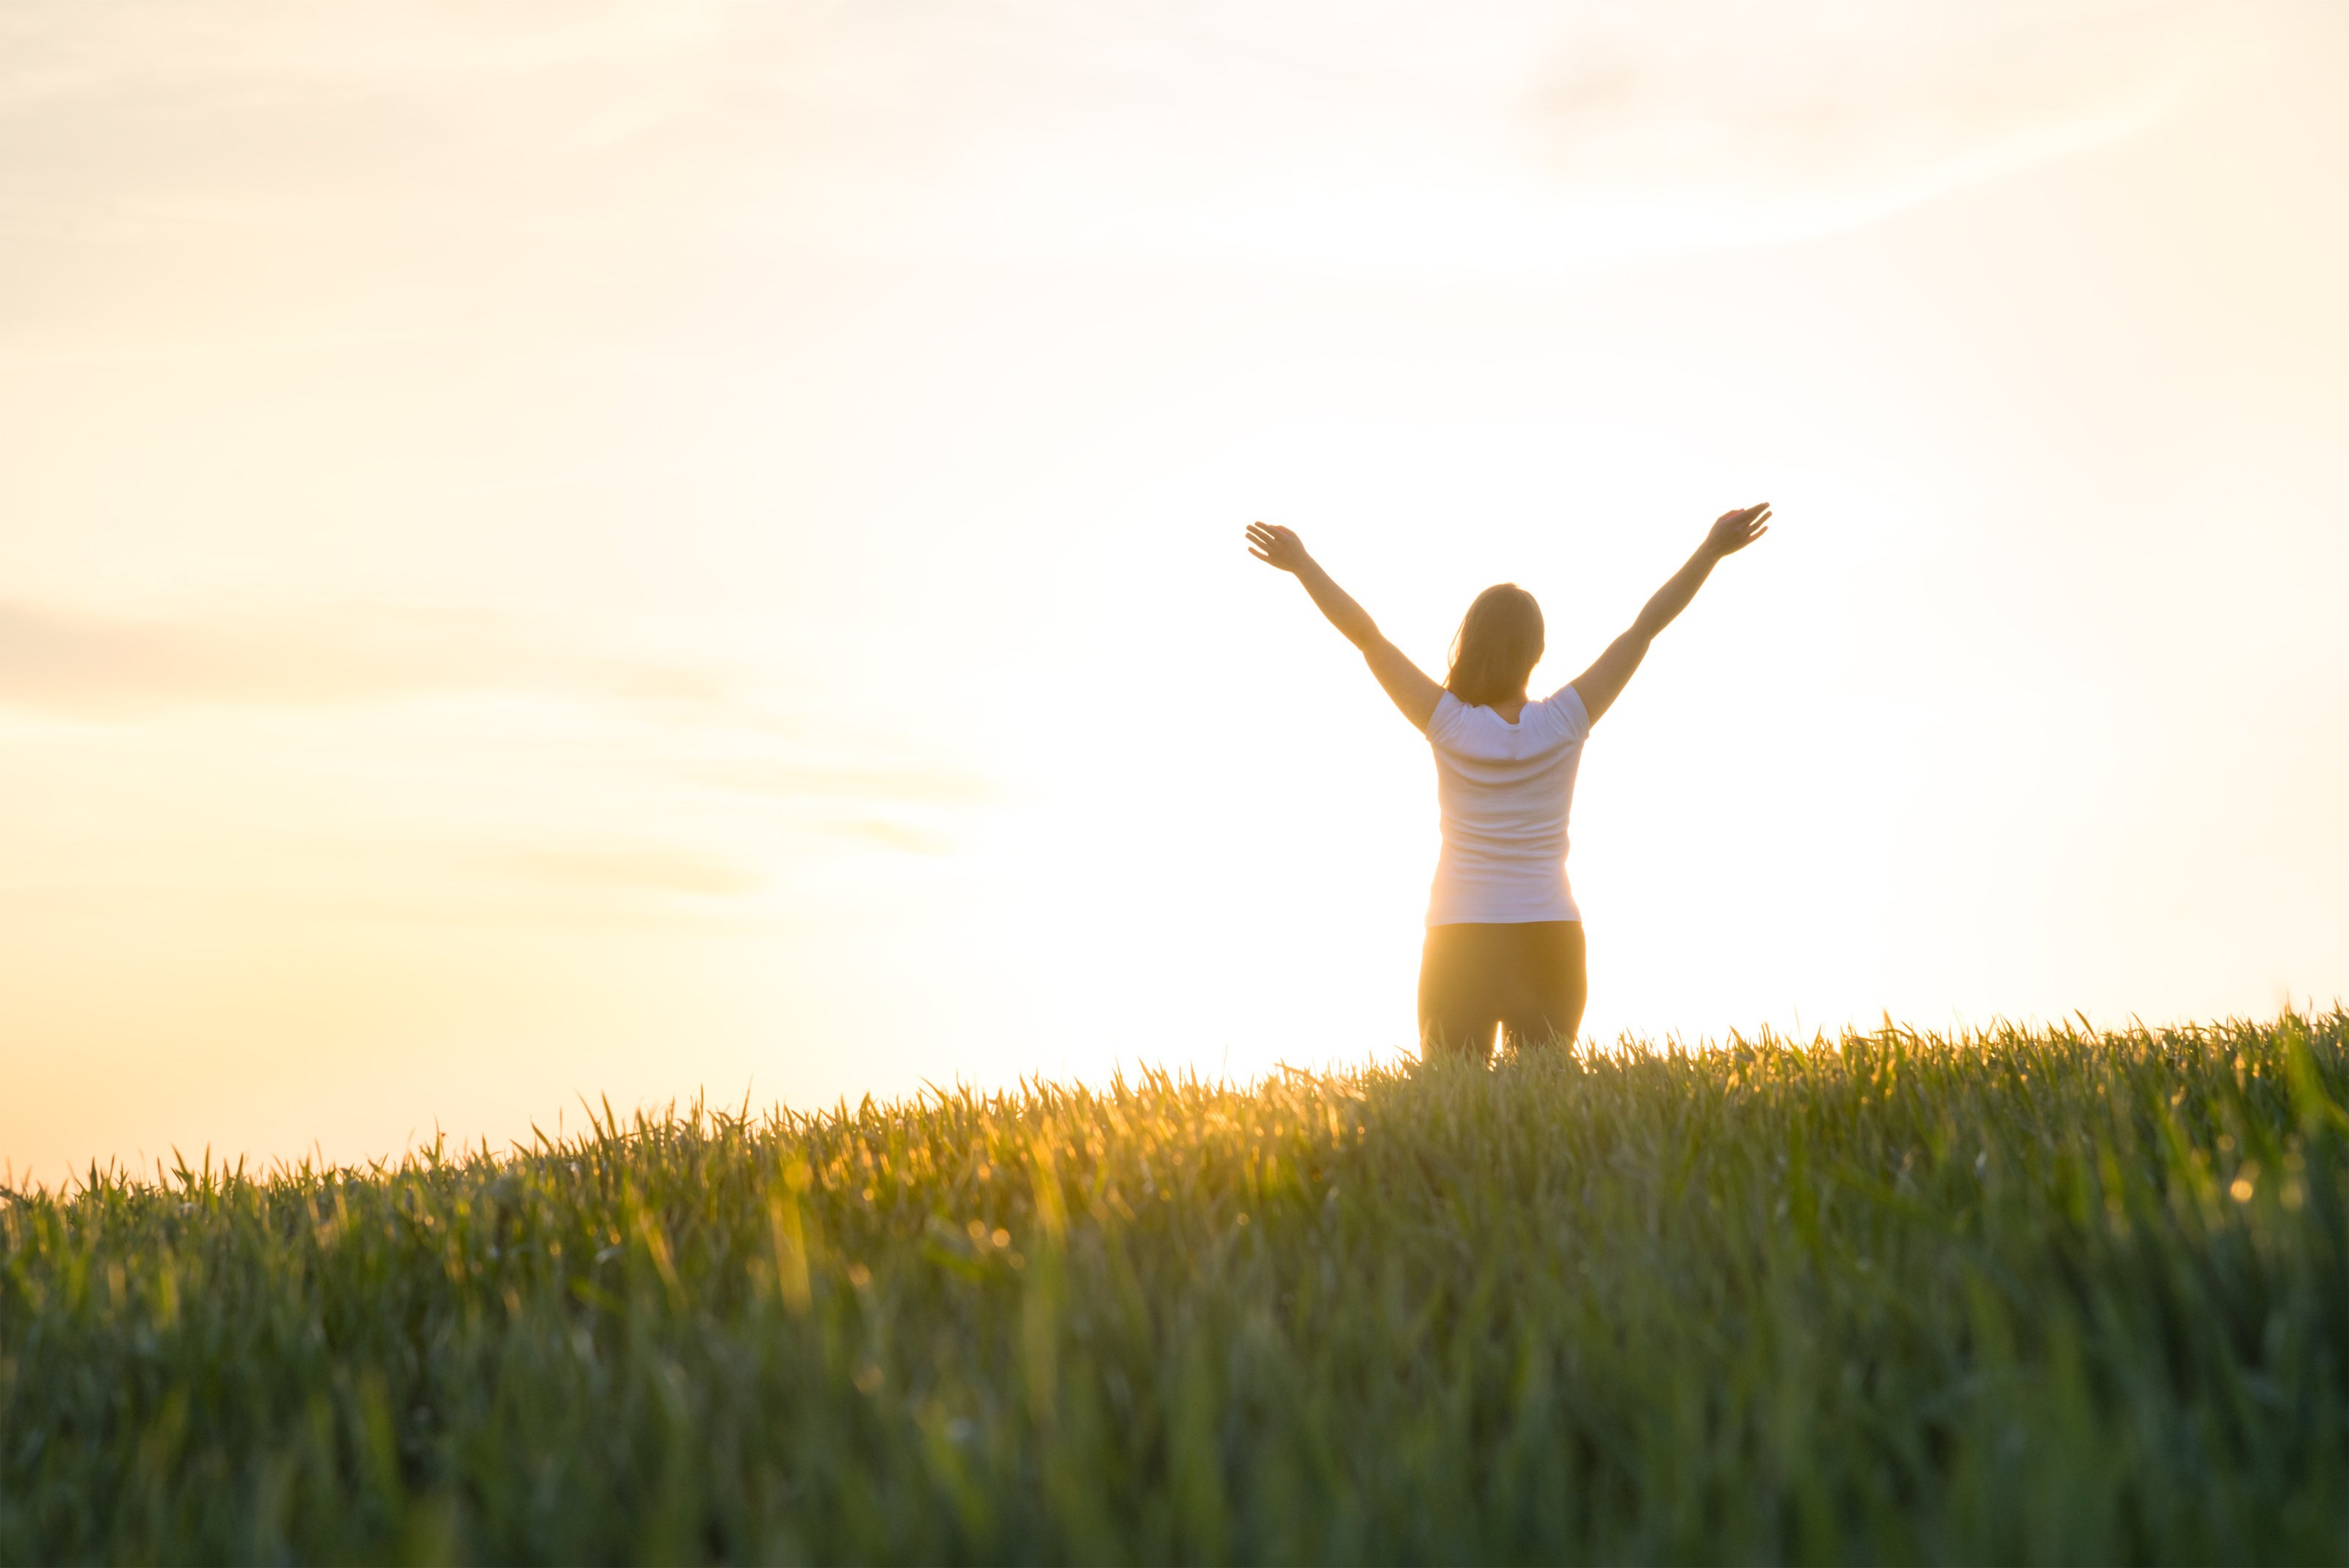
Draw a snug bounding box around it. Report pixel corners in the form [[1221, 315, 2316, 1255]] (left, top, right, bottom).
[[1247, 521, 1442, 732], [1569, 503, 1770, 725]]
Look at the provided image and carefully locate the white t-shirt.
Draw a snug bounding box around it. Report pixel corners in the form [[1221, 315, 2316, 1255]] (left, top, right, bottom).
[[1424, 684, 1591, 926]]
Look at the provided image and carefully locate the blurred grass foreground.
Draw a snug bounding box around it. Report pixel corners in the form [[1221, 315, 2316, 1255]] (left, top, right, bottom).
[[7, 1014, 2349, 1565]]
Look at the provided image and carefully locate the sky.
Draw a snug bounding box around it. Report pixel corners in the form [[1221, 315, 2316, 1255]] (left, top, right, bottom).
[[4, 0, 2345, 1186]]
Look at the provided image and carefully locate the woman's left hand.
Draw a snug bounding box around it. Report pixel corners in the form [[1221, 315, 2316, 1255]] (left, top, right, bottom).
[[1246, 521, 1311, 573]]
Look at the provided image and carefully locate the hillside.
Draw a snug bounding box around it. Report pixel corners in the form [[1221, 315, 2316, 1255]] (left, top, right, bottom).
[[5, 1014, 2348, 1564]]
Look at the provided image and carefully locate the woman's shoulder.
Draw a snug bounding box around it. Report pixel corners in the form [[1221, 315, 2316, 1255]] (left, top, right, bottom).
[[1536, 683, 1593, 739], [1425, 687, 1469, 738]]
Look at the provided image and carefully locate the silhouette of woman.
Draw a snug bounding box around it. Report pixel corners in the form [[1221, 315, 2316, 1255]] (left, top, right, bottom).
[[1246, 504, 1771, 1061]]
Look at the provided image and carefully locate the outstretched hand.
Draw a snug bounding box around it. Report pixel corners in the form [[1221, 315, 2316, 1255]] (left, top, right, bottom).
[[1705, 503, 1771, 558], [1246, 520, 1310, 573]]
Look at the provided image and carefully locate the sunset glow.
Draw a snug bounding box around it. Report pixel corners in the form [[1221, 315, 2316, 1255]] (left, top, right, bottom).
[[4, 0, 2345, 1184]]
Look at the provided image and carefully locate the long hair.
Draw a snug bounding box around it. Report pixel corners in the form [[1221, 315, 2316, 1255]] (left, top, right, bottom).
[[1444, 584, 1544, 708]]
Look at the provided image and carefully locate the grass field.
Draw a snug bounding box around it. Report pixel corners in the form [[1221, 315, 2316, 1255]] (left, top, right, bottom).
[[6, 1012, 2349, 1564]]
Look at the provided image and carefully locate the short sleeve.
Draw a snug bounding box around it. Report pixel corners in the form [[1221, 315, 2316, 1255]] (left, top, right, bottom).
[[1544, 682, 1592, 744], [1424, 689, 1468, 747]]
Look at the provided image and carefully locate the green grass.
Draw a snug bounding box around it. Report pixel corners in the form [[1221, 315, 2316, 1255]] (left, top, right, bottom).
[[6, 1013, 2349, 1565]]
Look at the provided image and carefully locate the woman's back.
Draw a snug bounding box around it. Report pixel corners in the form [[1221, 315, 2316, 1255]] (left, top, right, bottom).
[[1244, 501, 1770, 1058], [1424, 684, 1591, 926]]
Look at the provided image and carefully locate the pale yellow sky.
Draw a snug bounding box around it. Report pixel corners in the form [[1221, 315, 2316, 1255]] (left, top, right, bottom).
[[4, 0, 2345, 1185]]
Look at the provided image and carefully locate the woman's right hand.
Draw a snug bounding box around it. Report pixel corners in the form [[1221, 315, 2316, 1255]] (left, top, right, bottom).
[[1246, 520, 1310, 573], [1704, 503, 1771, 558]]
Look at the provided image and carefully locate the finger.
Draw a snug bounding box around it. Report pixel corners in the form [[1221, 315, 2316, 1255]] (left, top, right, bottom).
[[1248, 548, 1271, 562]]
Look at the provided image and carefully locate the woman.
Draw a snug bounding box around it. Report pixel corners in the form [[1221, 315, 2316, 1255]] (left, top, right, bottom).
[[1245, 504, 1771, 1060]]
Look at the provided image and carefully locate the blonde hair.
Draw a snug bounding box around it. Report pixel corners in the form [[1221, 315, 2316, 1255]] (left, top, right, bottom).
[[1444, 584, 1544, 708]]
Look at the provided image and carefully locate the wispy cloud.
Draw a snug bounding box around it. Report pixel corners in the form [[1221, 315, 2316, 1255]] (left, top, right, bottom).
[[507, 845, 759, 896], [733, 0, 2238, 266], [0, 0, 2247, 286], [703, 759, 1002, 809], [698, 755, 1005, 860], [0, 0, 743, 104], [0, 598, 721, 716], [834, 819, 958, 857], [1523, 0, 2221, 238], [0, 596, 1009, 868]]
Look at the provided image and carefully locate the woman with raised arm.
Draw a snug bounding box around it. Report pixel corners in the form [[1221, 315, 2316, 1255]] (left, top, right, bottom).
[[1245, 504, 1771, 1061]]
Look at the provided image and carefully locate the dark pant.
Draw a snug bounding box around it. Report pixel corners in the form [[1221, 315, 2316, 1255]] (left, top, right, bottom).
[[1417, 921, 1587, 1062]]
